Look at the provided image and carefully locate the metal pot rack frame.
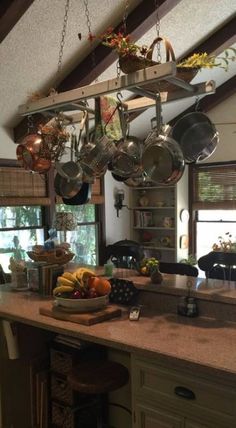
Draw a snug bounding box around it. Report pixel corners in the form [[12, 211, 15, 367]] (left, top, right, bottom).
[[18, 62, 215, 121]]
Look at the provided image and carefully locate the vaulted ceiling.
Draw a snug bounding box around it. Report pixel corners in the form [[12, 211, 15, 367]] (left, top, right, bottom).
[[0, 0, 236, 148]]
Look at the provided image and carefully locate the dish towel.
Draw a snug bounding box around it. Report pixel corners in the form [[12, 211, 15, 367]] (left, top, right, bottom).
[[95, 96, 122, 142]]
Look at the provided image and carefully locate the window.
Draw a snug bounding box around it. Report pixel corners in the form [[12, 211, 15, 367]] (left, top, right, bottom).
[[190, 163, 236, 264], [0, 163, 49, 272], [56, 205, 99, 266], [0, 206, 45, 272], [196, 210, 236, 260]]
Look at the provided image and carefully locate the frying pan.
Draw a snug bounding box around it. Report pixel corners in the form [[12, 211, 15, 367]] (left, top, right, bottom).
[[55, 134, 82, 181], [54, 114, 89, 198], [171, 111, 219, 163]]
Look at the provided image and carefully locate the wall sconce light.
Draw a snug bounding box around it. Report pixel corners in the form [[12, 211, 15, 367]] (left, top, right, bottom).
[[114, 189, 125, 217]]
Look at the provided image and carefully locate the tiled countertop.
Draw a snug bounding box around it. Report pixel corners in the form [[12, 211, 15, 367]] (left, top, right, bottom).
[[1, 280, 236, 385]]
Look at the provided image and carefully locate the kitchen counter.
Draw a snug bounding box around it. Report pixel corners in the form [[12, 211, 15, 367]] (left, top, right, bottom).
[[1, 279, 236, 385]]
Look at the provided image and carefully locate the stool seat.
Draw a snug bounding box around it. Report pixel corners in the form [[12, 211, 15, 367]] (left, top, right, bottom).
[[67, 360, 129, 394]]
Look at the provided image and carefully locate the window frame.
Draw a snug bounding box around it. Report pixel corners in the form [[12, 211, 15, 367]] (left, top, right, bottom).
[[189, 161, 236, 256]]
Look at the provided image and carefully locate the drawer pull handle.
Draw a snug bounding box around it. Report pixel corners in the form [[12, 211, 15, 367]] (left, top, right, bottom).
[[174, 386, 195, 400]]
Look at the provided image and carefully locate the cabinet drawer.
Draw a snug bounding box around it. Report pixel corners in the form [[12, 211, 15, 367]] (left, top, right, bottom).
[[132, 358, 236, 420]]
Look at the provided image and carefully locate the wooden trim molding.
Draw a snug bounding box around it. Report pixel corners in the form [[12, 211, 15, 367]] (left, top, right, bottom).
[[0, 197, 51, 206]]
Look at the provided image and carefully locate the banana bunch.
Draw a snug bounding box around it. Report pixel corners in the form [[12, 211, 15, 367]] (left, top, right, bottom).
[[53, 271, 77, 296], [73, 267, 96, 287], [53, 268, 96, 297]]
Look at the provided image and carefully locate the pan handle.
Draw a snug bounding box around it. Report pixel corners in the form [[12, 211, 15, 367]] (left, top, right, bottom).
[[155, 93, 162, 134]]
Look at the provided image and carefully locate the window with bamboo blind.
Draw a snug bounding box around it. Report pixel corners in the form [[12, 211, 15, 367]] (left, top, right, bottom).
[[189, 162, 236, 262], [191, 163, 236, 210], [0, 166, 50, 206]]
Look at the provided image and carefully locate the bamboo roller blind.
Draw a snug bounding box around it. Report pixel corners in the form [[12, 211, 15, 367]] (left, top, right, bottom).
[[192, 163, 236, 210], [0, 167, 50, 206]]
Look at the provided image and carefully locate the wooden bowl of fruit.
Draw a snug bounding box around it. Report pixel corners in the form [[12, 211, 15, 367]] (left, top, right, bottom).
[[53, 267, 111, 312]]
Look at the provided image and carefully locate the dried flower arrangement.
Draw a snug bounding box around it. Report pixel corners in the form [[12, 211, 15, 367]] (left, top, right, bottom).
[[100, 28, 236, 71], [100, 27, 148, 58]]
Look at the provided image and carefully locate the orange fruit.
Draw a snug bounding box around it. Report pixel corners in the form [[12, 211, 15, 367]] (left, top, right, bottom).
[[88, 276, 111, 296]]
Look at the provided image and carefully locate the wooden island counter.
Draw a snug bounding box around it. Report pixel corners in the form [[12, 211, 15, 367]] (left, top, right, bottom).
[[1, 273, 236, 427]]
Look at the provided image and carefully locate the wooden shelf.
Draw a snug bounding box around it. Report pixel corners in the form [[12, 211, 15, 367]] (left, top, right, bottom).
[[133, 227, 175, 230], [132, 206, 175, 210], [141, 245, 175, 251], [133, 186, 175, 190]]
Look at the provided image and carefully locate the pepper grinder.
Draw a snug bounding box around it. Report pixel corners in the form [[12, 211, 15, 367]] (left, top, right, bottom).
[[177, 279, 198, 317]]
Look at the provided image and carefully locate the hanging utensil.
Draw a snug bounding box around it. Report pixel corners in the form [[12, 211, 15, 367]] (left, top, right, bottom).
[[142, 94, 185, 186], [54, 111, 89, 198], [79, 98, 117, 178], [55, 130, 83, 182], [171, 110, 219, 163]]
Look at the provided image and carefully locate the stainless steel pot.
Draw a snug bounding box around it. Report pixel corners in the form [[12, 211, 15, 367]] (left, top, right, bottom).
[[111, 104, 142, 178], [171, 111, 219, 163], [142, 96, 185, 186]]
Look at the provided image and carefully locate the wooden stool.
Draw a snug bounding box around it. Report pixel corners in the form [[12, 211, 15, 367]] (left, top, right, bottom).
[[67, 360, 130, 427]]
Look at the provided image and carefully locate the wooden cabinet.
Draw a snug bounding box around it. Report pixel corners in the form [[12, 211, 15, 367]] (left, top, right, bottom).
[[185, 421, 215, 428], [132, 356, 236, 428], [130, 168, 189, 262], [134, 401, 184, 428]]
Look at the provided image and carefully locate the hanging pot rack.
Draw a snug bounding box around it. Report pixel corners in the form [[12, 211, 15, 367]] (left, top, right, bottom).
[[18, 62, 216, 119]]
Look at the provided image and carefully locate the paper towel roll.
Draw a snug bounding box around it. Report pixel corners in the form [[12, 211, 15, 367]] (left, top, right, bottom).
[[2, 320, 19, 360]]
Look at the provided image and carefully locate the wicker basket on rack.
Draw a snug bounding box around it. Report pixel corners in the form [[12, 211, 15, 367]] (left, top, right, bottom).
[[119, 36, 199, 93]]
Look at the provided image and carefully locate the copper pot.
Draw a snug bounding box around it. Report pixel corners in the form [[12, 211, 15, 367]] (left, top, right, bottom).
[[16, 133, 51, 173]]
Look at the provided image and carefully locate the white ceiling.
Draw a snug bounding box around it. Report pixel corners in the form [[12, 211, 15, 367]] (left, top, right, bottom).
[[0, 0, 236, 141]]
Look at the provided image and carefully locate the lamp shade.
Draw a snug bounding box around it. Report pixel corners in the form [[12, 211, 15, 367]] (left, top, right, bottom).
[[53, 212, 77, 231]]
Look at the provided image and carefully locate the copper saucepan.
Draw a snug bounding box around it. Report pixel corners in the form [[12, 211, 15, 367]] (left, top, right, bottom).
[[16, 133, 51, 173]]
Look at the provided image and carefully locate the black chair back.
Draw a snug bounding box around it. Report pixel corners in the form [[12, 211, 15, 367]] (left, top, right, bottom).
[[159, 262, 198, 277], [198, 251, 236, 281], [105, 240, 144, 269]]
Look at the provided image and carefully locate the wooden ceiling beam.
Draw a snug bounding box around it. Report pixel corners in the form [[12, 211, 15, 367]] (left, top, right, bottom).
[[13, 0, 181, 143], [0, 0, 35, 44], [181, 15, 236, 59]]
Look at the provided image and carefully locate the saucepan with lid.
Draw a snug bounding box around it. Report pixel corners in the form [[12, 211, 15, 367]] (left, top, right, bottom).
[[142, 95, 185, 186]]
